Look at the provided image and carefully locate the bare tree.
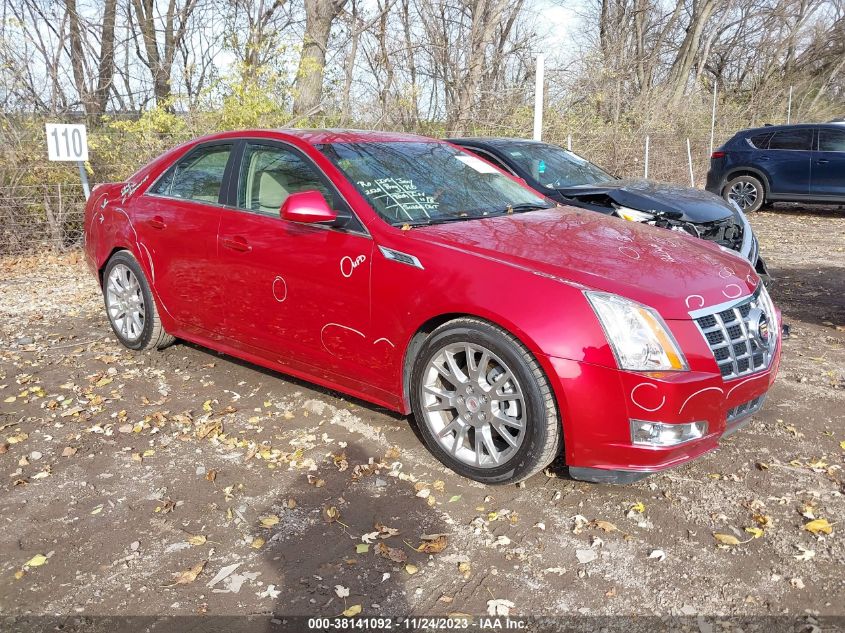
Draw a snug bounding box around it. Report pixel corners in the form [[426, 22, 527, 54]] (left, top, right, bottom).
[[293, 0, 348, 115], [129, 0, 201, 108]]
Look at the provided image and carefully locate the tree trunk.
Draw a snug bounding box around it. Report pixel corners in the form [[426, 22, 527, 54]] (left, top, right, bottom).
[[92, 0, 118, 115], [293, 0, 347, 116]]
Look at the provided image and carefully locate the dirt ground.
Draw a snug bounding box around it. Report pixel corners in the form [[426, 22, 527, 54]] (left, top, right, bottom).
[[0, 205, 843, 626]]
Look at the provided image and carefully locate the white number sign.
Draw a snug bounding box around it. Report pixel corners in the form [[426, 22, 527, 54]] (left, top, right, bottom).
[[46, 124, 88, 161]]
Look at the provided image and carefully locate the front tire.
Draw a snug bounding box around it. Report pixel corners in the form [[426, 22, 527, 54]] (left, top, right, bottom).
[[102, 251, 174, 351], [724, 174, 765, 213], [410, 318, 561, 484]]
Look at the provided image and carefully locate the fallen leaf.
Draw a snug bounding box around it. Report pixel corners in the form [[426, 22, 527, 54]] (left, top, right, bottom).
[[648, 549, 667, 561], [416, 535, 448, 554], [342, 605, 362, 617], [594, 520, 618, 532], [713, 533, 741, 546], [259, 515, 280, 529], [187, 534, 207, 546], [206, 470, 217, 482], [323, 506, 340, 523], [170, 560, 206, 585], [24, 554, 47, 568], [61, 446, 78, 457], [405, 563, 419, 575], [803, 518, 832, 535], [448, 495, 462, 503], [355, 544, 370, 554], [376, 541, 407, 563], [335, 585, 350, 598], [361, 531, 381, 544], [251, 537, 265, 549], [629, 501, 646, 513], [744, 527, 764, 538]]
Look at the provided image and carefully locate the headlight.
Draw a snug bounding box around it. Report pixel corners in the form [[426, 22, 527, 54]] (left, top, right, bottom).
[[615, 206, 654, 222], [757, 284, 779, 345], [585, 291, 689, 371]]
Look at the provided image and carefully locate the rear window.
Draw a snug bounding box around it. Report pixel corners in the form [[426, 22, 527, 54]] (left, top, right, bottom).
[[768, 129, 813, 151], [748, 132, 773, 149]]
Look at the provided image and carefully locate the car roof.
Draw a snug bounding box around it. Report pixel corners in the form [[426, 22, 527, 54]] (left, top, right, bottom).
[[188, 128, 433, 146], [737, 122, 842, 136], [448, 137, 546, 148]]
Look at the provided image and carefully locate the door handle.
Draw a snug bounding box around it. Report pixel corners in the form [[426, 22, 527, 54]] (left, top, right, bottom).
[[817, 159, 830, 164], [147, 216, 166, 229], [221, 236, 252, 252]]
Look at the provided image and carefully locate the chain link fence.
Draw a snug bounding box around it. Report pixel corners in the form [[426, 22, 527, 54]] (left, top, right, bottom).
[[0, 128, 721, 256]]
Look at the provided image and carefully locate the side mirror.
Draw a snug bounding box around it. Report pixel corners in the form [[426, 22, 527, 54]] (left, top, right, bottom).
[[280, 190, 338, 225]]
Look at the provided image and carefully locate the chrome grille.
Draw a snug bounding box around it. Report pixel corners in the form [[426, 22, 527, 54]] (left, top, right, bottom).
[[692, 286, 777, 380]]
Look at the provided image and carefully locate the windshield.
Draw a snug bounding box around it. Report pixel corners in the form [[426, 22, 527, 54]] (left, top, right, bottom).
[[318, 141, 552, 225], [501, 143, 614, 189]]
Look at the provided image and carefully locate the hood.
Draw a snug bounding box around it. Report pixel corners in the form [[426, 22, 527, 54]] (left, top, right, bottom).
[[408, 207, 757, 320], [558, 179, 735, 223]]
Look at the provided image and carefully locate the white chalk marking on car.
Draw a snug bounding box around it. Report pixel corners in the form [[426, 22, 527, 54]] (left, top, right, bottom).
[[630, 383, 666, 412], [678, 387, 724, 415]]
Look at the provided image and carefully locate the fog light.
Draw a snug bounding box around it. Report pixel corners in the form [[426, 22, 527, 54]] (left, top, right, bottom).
[[630, 419, 708, 447]]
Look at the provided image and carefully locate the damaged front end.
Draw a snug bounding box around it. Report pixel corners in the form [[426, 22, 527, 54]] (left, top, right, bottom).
[[614, 204, 767, 277]]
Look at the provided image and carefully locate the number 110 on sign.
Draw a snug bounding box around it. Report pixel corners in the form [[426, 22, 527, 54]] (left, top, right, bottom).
[[46, 123, 88, 161]]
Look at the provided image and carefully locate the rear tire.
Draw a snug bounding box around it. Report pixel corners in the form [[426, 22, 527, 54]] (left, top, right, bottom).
[[724, 174, 765, 213], [410, 318, 561, 484], [102, 251, 174, 351]]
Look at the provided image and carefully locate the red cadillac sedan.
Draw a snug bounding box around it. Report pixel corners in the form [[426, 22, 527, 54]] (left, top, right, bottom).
[[83, 129, 781, 484]]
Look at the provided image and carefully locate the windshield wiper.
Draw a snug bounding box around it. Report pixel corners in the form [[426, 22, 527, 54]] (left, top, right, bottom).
[[499, 203, 552, 214], [391, 214, 487, 228]]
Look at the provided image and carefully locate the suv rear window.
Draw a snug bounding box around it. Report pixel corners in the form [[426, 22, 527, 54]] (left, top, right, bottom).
[[768, 129, 813, 151], [748, 132, 773, 148]]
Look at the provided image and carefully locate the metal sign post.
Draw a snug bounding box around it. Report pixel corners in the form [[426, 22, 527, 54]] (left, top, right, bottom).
[[45, 123, 90, 200]]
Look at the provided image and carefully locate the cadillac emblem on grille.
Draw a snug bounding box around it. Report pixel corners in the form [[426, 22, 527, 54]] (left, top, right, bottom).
[[746, 307, 770, 349]]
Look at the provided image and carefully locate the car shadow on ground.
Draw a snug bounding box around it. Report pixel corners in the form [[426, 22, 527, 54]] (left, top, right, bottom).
[[768, 264, 845, 327], [764, 203, 845, 219], [258, 442, 443, 629]]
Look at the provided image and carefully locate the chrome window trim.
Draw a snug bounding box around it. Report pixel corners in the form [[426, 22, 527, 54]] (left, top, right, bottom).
[[140, 136, 372, 239]]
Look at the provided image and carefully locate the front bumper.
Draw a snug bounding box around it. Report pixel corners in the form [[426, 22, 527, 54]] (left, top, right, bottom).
[[546, 332, 782, 483]]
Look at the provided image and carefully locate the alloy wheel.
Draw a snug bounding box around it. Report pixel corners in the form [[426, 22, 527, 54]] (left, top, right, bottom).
[[105, 264, 145, 342], [420, 342, 526, 468], [728, 180, 758, 210]]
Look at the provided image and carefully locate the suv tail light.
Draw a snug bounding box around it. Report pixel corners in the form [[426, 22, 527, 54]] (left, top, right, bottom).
[[711, 151, 726, 159]]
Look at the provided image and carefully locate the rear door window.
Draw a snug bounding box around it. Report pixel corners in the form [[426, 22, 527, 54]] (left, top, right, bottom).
[[150, 144, 232, 203], [818, 129, 845, 152], [767, 130, 813, 151]]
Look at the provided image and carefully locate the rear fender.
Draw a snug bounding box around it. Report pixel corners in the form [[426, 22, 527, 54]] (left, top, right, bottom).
[[91, 202, 178, 334]]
